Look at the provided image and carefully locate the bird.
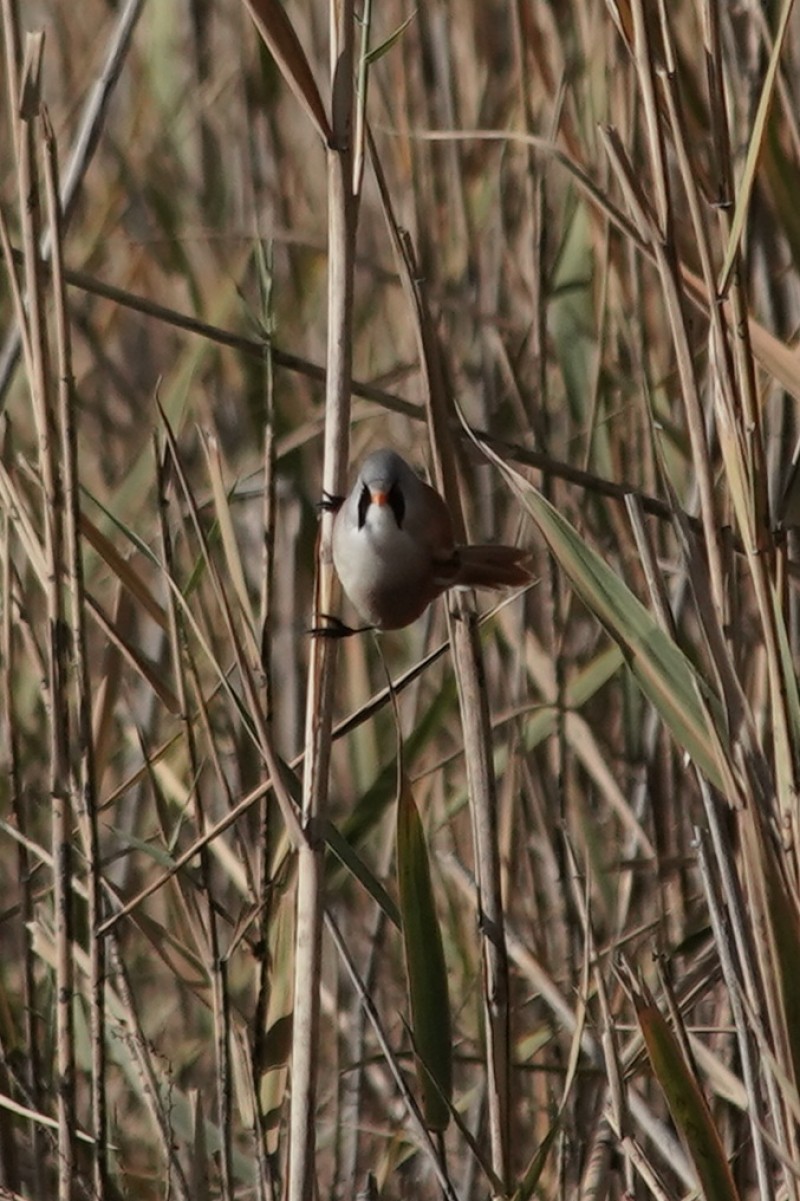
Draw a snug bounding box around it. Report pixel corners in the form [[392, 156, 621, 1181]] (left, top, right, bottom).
[[330, 449, 531, 630]]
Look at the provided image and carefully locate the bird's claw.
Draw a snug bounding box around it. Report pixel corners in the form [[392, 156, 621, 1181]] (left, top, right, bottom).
[[317, 491, 344, 514], [308, 613, 371, 639]]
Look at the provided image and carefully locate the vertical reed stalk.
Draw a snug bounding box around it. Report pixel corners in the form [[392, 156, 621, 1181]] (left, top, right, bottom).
[[41, 109, 108, 1199], [288, 2, 356, 1194], [10, 34, 76, 1200]]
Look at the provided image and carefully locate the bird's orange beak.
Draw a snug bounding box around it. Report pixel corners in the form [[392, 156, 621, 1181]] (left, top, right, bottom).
[[370, 489, 389, 506]]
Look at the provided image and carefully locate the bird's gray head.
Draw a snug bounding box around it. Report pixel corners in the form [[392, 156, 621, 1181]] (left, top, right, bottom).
[[357, 449, 413, 489], [354, 450, 417, 530]]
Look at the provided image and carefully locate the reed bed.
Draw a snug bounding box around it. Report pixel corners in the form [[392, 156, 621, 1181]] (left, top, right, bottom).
[[2, 2, 800, 1199]]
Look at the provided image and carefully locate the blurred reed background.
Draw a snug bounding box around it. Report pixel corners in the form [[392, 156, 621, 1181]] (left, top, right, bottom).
[[2, 1, 800, 1199]]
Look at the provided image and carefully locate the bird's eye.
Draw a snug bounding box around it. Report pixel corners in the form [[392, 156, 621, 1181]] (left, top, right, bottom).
[[388, 482, 405, 527], [357, 484, 370, 529]]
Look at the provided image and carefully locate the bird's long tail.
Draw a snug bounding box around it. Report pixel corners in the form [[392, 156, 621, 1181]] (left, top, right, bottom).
[[453, 545, 532, 590]]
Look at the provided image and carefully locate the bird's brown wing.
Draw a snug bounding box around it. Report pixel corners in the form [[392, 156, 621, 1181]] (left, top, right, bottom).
[[442, 545, 532, 590], [430, 548, 463, 589]]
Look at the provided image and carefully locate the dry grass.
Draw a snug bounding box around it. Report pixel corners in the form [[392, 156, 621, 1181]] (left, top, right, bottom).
[[3, 1, 800, 1199]]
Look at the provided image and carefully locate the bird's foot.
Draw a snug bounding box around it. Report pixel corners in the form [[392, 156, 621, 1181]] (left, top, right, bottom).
[[317, 491, 344, 514], [308, 613, 372, 638]]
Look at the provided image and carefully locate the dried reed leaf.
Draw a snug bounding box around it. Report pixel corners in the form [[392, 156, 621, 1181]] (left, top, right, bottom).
[[396, 770, 452, 1133], [257, 880, 295, 1156], [622, 963, 742, 1201], [86, 593, 180, 714], [740, 806, 800, 1097], [0, 460, 47, 584], [190, 1091, 211, 1201], [513, 850, 589, 1200], [365, 11, 417, 65], [476, 438, 725, 790], [242, 0, 332, 144], [718, 0, 796, 294], [18, 31, 45, 119], [79, 509, 167, 629], [323, 817, 401, 928], [200, 429, 260, 666]]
